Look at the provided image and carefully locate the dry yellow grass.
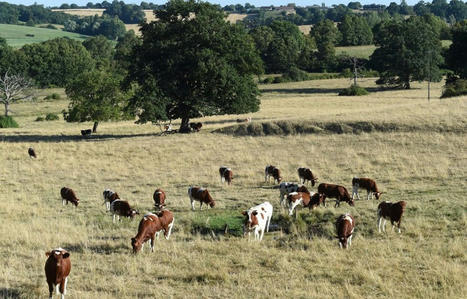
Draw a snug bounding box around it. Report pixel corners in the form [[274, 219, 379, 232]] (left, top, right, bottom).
[[51, 9, 105, 17], [0, 78, 466, 298]]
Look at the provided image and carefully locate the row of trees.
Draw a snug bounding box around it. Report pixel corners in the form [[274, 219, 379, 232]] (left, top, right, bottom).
[[64, 15, 126, 40]]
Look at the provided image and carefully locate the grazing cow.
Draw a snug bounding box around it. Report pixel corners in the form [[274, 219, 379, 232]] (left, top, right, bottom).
[[44, 248, 71, 299], [103, 189, 120, 211], [287, 191, 322, 215], [318, 183, 354, 208], [278, 182, 310, 207], [110, 200, 139, 223], [188, 186, 215, 210], [236, 117, 251, 123], [28, 147, 37, 158], [60, 187, 79, 207], [189, 122, 203, 132], [352, 177, 383, 200], [153, 188, 166, 209], [80, 129, 92, 136], [336, 214, 355, 249], [265, 165, 282, 184], [219, 166, 233, 185], [377, 201, 407, 233], [242, 202, 273, 241], [297, 167, 318, 186], [131, 210, 175, 253]]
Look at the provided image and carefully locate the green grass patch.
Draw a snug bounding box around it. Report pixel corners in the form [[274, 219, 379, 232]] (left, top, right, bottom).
[[0, 115, 19, 128], [339, 85, 369, 96], [336, 44, 377, 59], [190, 210, 244, 236], [0, 24, 90, 48]]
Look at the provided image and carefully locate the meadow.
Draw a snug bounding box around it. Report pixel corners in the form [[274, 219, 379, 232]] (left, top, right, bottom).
[[0, 24, 90, 48], [0, 78, 466, 298]]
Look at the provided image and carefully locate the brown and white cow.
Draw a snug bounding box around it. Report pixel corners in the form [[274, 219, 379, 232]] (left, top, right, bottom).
[[377, 201, 407, 233], [188, 186, 215, 210], [45, 248, 71, 299], [219, 166, 233, 185], [236, 117, 251, 123], [297, 167, 318, 186], [110, 200, 139, 223], [278, 182, 299, 206], [265, 165, 282, 184], [287, 191, 322, 215], [189, 122, 203, 132], [318, 183, 354, 208], [242, 201, 273, 241], [131, 210, 175, 253], [336, 214, 355, 249], [153, 188, 166, 210], [352, 177, 383, 200], [60, 187, 79, 207], [103, 189, 120, 211]]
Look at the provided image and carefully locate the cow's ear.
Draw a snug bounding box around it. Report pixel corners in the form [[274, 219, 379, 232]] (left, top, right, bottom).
[[45, 251, 51, 257], [63, 252, 70, 259], [241, 211, 247, 216], [252, 211, 258, 216]]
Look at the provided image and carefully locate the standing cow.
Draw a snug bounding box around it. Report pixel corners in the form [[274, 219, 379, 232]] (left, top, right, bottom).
[[60, 187, 79, 207], [377, 201, 406, 233], [219, 166, 233, 185], [242, 202, 273, 241], [352, 177, 383, 200], [297, 167, 318, 186], [318, 183, 354, 208], [265, 165, 282, 184], [103, 189, 120, 211], [44, 248, 71, 299], [336, 214, 355, 249], [131, 210, 175, 253], [188, 186, 215, 210], [153, 188, 166, 210], [110, 200, 139, 223]]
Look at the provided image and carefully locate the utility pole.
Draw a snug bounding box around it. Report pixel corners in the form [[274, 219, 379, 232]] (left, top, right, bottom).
[[427, 50, 432, 102]]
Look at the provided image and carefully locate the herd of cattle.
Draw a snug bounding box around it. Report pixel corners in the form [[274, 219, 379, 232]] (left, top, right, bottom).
[[43, 153, 407, 298]]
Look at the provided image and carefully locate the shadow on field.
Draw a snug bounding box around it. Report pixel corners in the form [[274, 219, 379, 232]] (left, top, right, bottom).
[[0, 132, 162, 143], [0, 288, 21, 298], [260, 86, 393, 94]]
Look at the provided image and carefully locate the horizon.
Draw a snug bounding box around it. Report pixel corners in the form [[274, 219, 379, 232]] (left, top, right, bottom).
[[4, 0, 430, 8]]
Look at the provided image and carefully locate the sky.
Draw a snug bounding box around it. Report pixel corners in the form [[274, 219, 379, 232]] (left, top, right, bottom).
[[5, 1, 425, 8]]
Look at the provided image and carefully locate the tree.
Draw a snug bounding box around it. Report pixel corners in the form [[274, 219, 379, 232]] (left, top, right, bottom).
[[21, 38, 95, 87], [446, 20, 467, 79], [114, 30, 141, 73], [0, 38, 27, 75], [64, 70, 130, 132], [0, 71, 32, 116], [124, 0, 263, 131], [311, 19, 339, 71], [82, 35, 115, 69], [370, 17, 443, 89], [348, 2, 362, 10], [338, 15, 373, 46]]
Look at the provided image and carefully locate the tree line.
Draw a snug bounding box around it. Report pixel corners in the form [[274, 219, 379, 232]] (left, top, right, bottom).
[[0, 0, 466, 130]]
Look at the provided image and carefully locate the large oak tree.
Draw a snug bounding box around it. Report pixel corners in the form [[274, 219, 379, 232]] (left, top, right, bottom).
[[124, 0, 263, 131]]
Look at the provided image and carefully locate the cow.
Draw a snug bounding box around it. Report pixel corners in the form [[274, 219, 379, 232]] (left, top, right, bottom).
[[44, 248, 71, 299], [164, 124, 172, 132], [153, 188, 166, 210], [377, 201, 407, 233], [131, 210, 175, 253], [317, 183, 354, 208], [103, 189, 120, 211], [110, 200, 139, 223], [28, 147, 37, 158], [352, 177, 383, 200], [188, 186, 215, 210], [265, 165, 282, 184], [60, 187, 79, 207], [297, 167, 318, 186], [336, 214, 355, 249], [278, 182, 309, 207], [236, 117, 251, 123], [219, 166, 233, 185], [242, 202, 273, 241], [189, 122, 203, 132], [287, 191, 322, 216], [80, 129, 92, 136]]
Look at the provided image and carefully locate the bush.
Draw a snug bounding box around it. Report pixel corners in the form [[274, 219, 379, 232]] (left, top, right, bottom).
[[35, 116, 45, 121], [339, 85, 369, 96], [46, 24, 57, 30], [0, 116, 19, 128], [44, 93, 61, 100], [441, 79, 467, 98], [45, 113, 59, 121]]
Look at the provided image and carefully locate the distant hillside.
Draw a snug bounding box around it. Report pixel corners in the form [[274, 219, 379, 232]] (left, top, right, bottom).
[[0, 24, 90, 48]]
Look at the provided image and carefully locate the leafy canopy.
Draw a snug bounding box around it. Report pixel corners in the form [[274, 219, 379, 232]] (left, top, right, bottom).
[[125, 0, 263, 128]]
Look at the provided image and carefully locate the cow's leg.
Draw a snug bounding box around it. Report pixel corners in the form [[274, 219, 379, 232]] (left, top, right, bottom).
[[259, 228, 265, 241], [339, 241, 343, 249], [378, 216, 383, 233], [155, 230, 161, 240], [190, 198, 195, 211], [266, 216, 271, 232], [48, 282, 54, 299], [382, 219, 387, 232], [59, 277, 67, 297], [199, 202, 203, 210], [348, 235, 352, 247], [335, 197, 340, 208], [166, 219, 174, 240], [367, 190, 371, 201], [397, 221, 401, 233], [150, 237, 155, 252], [112, 214, 116, 223], [62, 199, 66, 206]]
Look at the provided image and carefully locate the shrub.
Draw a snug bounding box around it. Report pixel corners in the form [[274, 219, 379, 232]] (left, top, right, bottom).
[[45, 113, 59, 121], [46, 24, 58, 30], [339, 85, 369, 96], [44, 93, 61, 100], [35, 116, 45, 121], [441, 79, 467, 98], [262, 77, 275, 84], [0, 116, 19, 128]]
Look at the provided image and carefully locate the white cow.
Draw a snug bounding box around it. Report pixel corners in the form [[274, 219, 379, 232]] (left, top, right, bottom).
[[242, 201, 273, 241]]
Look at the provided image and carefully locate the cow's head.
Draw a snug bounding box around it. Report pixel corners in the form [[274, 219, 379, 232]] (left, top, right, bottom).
[[348, 198, 355, 206], [242, 210, 259, 234], [131, 237, 142, 253], [311, 176, 318, 187], [46, 248, 70, 263], [128, 209, 139, 218], [374, 192, 383, 200], [336, 234, 352, 249], [73, 199, 79, 207]]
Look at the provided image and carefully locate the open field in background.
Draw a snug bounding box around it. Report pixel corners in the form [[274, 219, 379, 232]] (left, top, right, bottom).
[[0, 78, 466, 298], [0, 24, 90, 48], [336, 45, 377, 59]]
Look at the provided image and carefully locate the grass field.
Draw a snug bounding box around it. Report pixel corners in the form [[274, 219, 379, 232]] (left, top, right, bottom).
[[0, 24, 90, 48], [0, 78, 466, 298]]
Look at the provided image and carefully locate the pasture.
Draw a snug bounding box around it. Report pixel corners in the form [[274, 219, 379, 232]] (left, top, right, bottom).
[[0, 24, 90, 48], [0, 78, 466, 298]]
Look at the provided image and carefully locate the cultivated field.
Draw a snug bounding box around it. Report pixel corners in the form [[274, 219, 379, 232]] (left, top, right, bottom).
[[0, 24, 90, 48], [0, 78, 466, 298]]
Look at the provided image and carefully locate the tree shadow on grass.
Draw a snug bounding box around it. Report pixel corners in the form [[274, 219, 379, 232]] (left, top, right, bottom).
[[260, 86, 396, 94], [0, 132, 163, 143], [0, 288, 21, 299]]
